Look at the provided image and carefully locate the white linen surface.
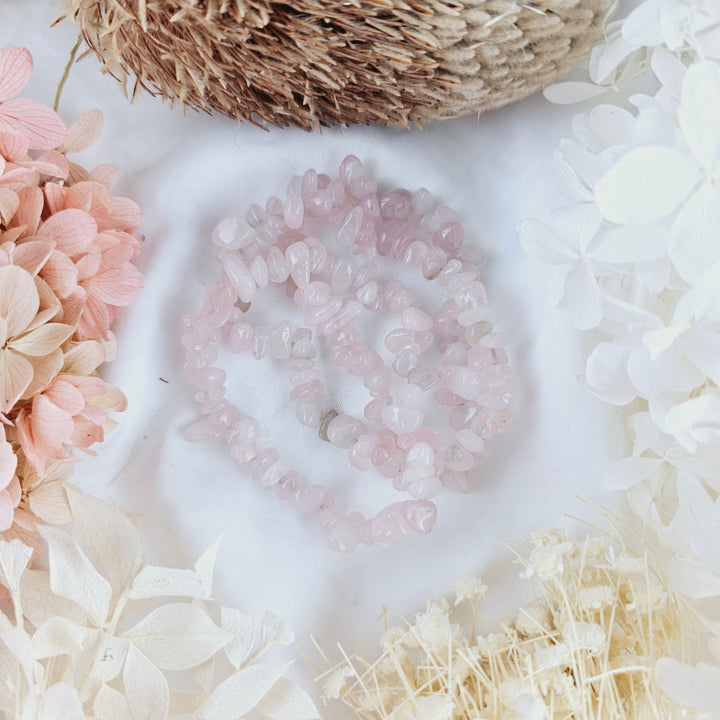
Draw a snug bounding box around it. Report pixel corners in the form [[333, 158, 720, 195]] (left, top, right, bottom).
[[1, 0, 628, 704]]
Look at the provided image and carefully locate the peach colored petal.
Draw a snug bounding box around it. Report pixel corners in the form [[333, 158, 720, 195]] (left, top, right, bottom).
[[61, 340, 105, 376], [0, 491, 16, 531], [12, 240, 54, 276], [0, 186, 19, 225], [25, 276, 61, 332], [91, 383, 126, 412], [58, 109, 103, 154], [0, 348, 33, 413], [6, 475, 20, 506], [22, 149, 69, 179], [1, 227, 24, 245], [89, 164, 119, 190], [76, 291, 110, 340], [70, 418, 103, 449], [0, 128, 29, 161], [67, 161, 90, 185], [44, 379, 85, 415], [37, 208, 97, 257], [27, 479, 72, 524], [44, 182, 67, 214], [10, 186, 43, 235], [76, 246, 102, 280], [0, 99, 67, 150], [15, 396, 72, 473], [0, 48, 32, 102], [10, 322, 73, 357], [110, 196, 142, 231], [0, 265, 38, 336], [39, 249, 78, 298], [0, 436, 17, 492], [91, 263, 143, 306], [59, 288, 85, 328], [21, 346, 63, 401], [62, 374, 106, 397]]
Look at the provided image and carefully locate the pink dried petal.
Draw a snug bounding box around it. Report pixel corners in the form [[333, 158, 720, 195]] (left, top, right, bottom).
[[44, 379, 85, 415], [110, 196, 142, 231], [67, 161, 90, 184], [91, 263, 143, 306], [40, 249, 79, 298], [0, 47, 32, 103], [6, 475, 20, 506], [58, 109, 103, 153], [0, 129, 29, 161], [11, 240, 54, 276], [0, 491, 16, 531], [63, 374, 106, 397], [69, 417, 103, 449], [22, 150, 69, 179], [44, 182, 67, 214], [0, 265, 39, 335], [15, 398, 72, 473], [90, 164, 119, 190], [0, 348, 33, 413], [10, 186, 43, 235], [0, 186, 19, 225], [59, 288, 86, 328], [76, 291, 110, 340], [37, 208, 97, 257], [76, 245, 102, 280], [0, 436, 17, 492], [0, 99, 67, 150], [20, 346, 63, 401]]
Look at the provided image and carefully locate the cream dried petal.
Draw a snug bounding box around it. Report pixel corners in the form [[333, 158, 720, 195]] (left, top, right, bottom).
[[0, 347, 33, 412], [0, 265, 38, 337], [9, 322, 73, 357]]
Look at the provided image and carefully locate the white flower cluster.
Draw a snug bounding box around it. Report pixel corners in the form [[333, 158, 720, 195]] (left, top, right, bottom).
[[0, 488, 318, 720], [520, 0, 720, 712]]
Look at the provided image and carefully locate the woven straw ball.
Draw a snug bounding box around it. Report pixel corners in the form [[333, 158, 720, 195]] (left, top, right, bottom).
[[69, 0, 612, 129]]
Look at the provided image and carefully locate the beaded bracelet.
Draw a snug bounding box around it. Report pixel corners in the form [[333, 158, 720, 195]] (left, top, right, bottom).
[[182, 157, 514, 552]]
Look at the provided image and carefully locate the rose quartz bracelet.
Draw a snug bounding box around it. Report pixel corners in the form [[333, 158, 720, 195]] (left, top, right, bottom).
[[182, 156, 514, 552]]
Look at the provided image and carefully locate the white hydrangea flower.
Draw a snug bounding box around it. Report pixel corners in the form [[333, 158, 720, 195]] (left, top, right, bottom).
[[411, 598, 459, 653], [454, 576, 488, 605]]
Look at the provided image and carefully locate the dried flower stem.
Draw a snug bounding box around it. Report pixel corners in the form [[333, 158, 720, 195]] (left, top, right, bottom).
[[54, 33, 82, 112]]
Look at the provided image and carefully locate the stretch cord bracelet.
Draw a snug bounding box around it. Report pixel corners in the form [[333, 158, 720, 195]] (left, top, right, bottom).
[[182, 156, 514, 552]]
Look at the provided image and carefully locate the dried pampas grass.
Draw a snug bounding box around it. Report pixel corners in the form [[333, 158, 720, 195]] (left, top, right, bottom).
[[65, 0, 612, 129], [317, 530, 698, 719]]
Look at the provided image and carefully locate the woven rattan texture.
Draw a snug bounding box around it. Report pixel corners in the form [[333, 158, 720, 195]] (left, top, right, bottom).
[[69, 0, 612, 128]]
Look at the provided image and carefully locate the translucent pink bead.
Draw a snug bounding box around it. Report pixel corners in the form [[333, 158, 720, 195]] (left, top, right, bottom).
[[349, 434, 379, 471], [393, 345, 420, 378], [402, 307, 433, 332], [221, 252, 256, 303], [409, 475, 442, 499], [296, 399, 324, 427], [305, 190, 332, 217], [291, 338, 316, 360], [365, 396, 391, 422], [331, 257, 356, 293], [457, 307, 490, 327], [267, 246, 290, 283], [412, 188, 433, 215], [441, 443, 475, 472], [433, 222, 463, 253], [381, 405, 423, 433], [364, 367, 390, 397], [252, 328, 270, 360], [294, 484, 328, 513], [454, 280, 487, 310], [251, 448, 279, 482], [306, 297, 342, 326], [250, 255, 268, 287], [274, 471, 298, 500], [284, 192, 304, 230], [402, 500, 437, 534], [191, 366, 226, 391], [286, 242, 310, 288], [304, 281, 332, 306], [423, 247, 447, 279], [245, 203, 266, 227], [184, 418, 225, 443], [403, 240, 429, 267], [421, 203, 458, 235], [212, 216, 255, 250], [456, 428, 486, 453], [406, 441, 435, 466], [384, 281, 415, 313], [356, 281, 378, 305], [385, 328, 415, 353], [349, 175, 377, 200], [326, 520, 360, 553], [442, 365, 484, 401], [465, 321, 493, 343], [380, 190, 411, 219], [320, 300, 363, 335], [306, 237, 330, 274], [230, 442, 257, 464], [301, 168, 318, 196], [408, 367, 441, 390], [326, 414, 365, 449], [269, 321, 292, 359], [337, 206, 363, 247], [339, 155, 364, 186]]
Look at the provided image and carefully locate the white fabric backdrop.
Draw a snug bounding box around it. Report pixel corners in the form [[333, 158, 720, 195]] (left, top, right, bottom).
[[0, 0, 629, 707]]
